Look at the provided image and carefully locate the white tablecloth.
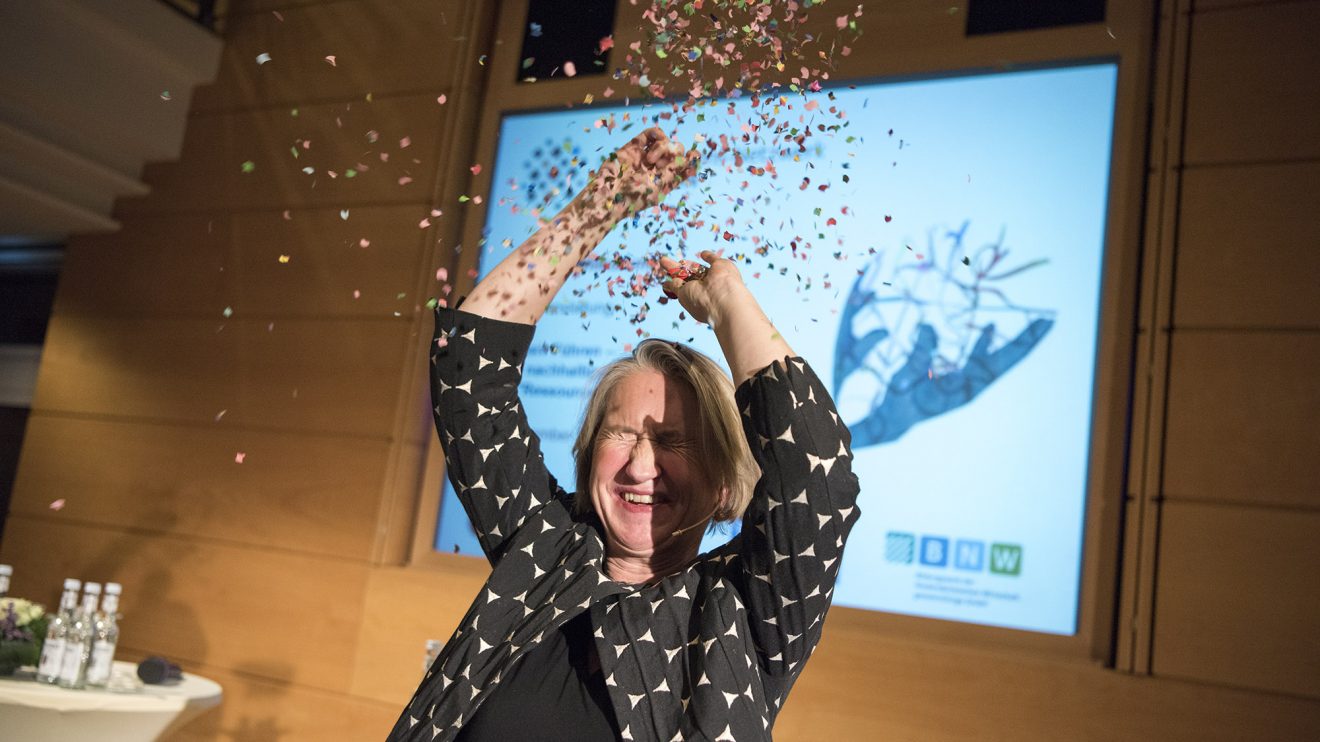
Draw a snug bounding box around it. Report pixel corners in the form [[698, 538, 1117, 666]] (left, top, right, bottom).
[[0, 661, 222, 741]]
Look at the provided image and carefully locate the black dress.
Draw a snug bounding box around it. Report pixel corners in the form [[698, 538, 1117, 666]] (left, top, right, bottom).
[[388, 308, 861, 741]]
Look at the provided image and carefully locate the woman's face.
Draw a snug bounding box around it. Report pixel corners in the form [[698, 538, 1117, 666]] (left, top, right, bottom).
[[589, 369, 718, 564]]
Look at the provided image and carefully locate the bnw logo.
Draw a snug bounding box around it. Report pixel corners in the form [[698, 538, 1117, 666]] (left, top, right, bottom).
[[884, 531, 1022, 577]]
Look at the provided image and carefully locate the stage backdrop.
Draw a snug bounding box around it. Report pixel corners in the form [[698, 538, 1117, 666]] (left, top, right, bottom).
[[436, 62, 1117, 636]]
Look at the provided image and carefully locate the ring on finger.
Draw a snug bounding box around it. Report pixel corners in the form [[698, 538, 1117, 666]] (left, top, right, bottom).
[[665, 263, 707, 282]]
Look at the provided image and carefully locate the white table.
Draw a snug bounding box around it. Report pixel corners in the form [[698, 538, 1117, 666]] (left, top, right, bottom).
[[0, 661, 222, 741]]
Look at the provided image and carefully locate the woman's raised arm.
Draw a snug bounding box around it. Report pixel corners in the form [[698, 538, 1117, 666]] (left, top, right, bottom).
[[664, 250, 861, 688], [659, 250, 794, 384], [462, 127, 696, 325]]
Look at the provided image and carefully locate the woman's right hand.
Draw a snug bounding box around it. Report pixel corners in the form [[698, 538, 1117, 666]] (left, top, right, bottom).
[[583, 127, 697, 221]]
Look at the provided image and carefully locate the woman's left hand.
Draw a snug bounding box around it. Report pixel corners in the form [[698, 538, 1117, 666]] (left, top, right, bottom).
[[659, 250, 793, 384]]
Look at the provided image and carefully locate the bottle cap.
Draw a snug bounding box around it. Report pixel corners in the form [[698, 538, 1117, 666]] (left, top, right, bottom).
[[85, 581, 102, 594], [106, 582, 122, 595], [64, 578, 82, 590]]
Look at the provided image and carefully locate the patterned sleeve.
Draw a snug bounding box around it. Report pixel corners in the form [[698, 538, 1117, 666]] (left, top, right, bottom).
[[733, 357, 861, 680], [431, 307, 569, 565]]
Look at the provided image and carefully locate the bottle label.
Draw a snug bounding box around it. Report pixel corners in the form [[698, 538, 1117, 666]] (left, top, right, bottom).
[[58, 641, 85, 684], [37, 637, 65, 677], [86, 640, 116, 685]]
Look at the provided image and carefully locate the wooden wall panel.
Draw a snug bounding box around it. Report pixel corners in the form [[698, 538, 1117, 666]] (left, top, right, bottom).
[[9, 413, 386, 559], [118, 92, 450, 215], [349, 561, 489, 705], [194, 0, 472, 113], [1175, 162, 1320, 328], [224, 0, 360, 17], [33, 315, 412, 437], [1163, 332, 1320, 508], [778, 609, 1320, 740], [58, 205, 436, 319], [1184, 1, 1320, 164], [0, 516, 369, 694], [164, 662, 397, 742], [1152, 502, 1320, 698], [225, 205, 437, 318], [1194, 0, 1295, 10], [58, 213, 230, 317]]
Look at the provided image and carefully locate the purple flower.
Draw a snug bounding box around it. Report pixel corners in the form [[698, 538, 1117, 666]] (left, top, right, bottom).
[[1, 603, 33, 642]]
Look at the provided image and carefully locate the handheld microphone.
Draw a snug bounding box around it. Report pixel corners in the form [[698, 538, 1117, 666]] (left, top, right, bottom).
[[137, 656, 183, 684]]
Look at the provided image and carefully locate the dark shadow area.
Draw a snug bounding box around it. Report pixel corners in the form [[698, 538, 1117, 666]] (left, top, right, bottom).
[[0, 406, 29, 541], [967, 0, 1107, 36], [519, 0, 616, 81], [0, 243, 61, 545]]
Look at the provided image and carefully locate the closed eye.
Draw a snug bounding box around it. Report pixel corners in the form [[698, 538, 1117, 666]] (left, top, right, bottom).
[[655, 433, 695, 451], [599, 429, 693, 450]]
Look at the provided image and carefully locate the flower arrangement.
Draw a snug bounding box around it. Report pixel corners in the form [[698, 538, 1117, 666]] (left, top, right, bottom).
[[0, 598, 48, 675]]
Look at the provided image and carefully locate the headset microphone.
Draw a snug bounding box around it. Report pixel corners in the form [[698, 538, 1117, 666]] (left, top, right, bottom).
[[671, 502, 721, 537]]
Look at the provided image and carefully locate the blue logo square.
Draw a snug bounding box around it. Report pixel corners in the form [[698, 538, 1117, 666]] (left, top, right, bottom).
[[919, 536, 949, 567], [885, 532, 914, 564], [953, 539, 985, 571]]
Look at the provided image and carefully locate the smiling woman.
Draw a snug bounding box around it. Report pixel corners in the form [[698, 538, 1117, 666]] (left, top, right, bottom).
[[389, 128, 860, 742], [572, 339, 758, 585]]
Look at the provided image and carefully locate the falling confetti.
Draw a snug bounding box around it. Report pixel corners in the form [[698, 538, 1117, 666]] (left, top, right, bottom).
[[255, 52, 272, 65], [324, 55, 337, 66], [234, 452, 246, 464], [278, 254, 291, 263], [222, 306, 234, 318], [49, 499, 66, 511], [160, 90, 172, 101], [529, 22, 543, 37], [240, 161, 256, 173]]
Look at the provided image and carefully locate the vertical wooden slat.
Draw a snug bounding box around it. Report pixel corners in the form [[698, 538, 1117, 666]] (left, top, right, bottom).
[[1117, 0, 1192, 676]]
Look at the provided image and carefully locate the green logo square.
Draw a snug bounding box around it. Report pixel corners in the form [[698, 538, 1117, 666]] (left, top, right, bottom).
[[989, 543, 1022, 576]]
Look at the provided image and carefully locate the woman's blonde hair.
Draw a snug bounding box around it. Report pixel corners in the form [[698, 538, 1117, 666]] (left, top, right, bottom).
[[572, 339, 758, 525]]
